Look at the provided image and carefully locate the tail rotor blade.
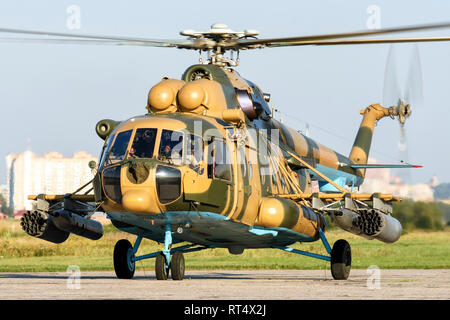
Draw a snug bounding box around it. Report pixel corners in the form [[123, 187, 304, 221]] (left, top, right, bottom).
[[405, 43, 424, 110], [383, 44, 402, 107], [398, 124, 407, 152]]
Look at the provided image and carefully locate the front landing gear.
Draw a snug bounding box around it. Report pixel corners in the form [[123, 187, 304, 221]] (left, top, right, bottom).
[[155, 252, 169, 280], [171, 251, 185, 280], [154, 250, 185, 280], [113, 224, 207, 281]]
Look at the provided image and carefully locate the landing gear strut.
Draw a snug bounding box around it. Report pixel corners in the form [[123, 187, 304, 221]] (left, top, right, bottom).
[[274, 228, 352, 280], [113, 224, 207, 281]]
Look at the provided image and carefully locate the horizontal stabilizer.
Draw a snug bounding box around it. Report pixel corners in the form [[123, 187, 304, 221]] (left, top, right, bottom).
[[350, 164, 422, 169]]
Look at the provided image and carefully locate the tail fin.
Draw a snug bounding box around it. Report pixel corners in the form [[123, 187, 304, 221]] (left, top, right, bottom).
[[349, 104, 397, 177]]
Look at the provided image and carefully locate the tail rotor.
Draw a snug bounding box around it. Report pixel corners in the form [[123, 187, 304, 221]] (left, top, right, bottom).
[[382, 43, 423, 169]]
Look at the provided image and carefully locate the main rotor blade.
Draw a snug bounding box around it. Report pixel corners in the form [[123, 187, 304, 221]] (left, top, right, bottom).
[[0, 37, 123, 45], [236, 22, 450, 48], [0, 27, 193, 48], [261, 36, 450, 47]]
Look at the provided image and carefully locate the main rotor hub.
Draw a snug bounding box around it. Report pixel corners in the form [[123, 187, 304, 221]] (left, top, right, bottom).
[[180, 24, 260, 67], [180, 23, 259, 41]]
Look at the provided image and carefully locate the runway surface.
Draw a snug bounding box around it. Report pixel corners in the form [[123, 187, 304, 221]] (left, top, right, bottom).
[[1, 269, 449, 300]]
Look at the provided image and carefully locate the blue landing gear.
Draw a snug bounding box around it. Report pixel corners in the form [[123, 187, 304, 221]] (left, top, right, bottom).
[[113, 224, 208, 280], [274, 229, 351, 280], [155, 252, 170, 280]]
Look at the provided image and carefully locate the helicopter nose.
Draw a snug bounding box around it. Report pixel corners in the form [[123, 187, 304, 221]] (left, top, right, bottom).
[[122, 189, 153, 213]]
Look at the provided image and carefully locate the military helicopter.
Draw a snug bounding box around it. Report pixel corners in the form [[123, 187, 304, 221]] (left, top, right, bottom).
[[11, 22, 450, 280]]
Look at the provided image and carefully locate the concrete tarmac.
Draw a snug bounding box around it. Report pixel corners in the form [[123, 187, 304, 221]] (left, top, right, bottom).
[[0, 269, 449, 300]]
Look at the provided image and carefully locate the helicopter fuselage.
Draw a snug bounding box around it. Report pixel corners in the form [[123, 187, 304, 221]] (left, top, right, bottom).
[[91, 64, 376, 249]]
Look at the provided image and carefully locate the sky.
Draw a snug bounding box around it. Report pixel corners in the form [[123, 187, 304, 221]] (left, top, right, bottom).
[[0, 0, 449, 186]]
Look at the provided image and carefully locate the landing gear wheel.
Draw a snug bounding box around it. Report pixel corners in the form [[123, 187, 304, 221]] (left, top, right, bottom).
[[155, 252, 169, 280], [331, 239, 351, 280], [171, 251, 185, 280], [113, 239, 135, 279]]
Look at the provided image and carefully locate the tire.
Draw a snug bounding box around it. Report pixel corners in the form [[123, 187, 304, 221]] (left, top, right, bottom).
[[113, 239, 135, 279], [330, 239, 351, 280], [171, 251, 185, 281], [155, 252, 169, 280]]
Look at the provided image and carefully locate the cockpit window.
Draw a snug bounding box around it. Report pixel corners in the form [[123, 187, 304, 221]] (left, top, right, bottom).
[[106, 130, 132, 165], [129, 128, 157, 159], [158, 129, 184, 165], [99, 133, 115, 169]]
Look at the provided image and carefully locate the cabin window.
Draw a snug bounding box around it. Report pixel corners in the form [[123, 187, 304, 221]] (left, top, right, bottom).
[[213, 139, 232, 181], [106, 130, 133, 165], [185, 134, 203, 172], [158, 129, 184, 165], [238, 147, 247, 179], [129, 128, 157, 159], [206, 137, 232, 181]]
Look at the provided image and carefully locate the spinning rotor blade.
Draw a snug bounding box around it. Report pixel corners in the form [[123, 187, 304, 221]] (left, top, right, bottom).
[[1, 22, 450, 51], [399, 44, 423, 165], [236, 22, 450, 48], [285, 36, 450, 47], [383, 44, 401, 108], [398, 124, 407, 152], [0, 37, 125, 45], [381, 43, 423, 179], [0, 27, 200, 48], [405, 44, 424, 110]]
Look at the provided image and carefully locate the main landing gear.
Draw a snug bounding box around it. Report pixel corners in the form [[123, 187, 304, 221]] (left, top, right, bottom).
[[113, 224, 207, 280], [113, 226, 351, 281], [274, 228, 352, 280]]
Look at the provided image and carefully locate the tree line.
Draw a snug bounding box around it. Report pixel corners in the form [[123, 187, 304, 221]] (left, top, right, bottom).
[[393, 199, 448, 231], [0, 194, 14, 217]]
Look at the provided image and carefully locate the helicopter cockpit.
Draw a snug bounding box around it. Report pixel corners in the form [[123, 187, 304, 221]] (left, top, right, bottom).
[[94, 113, 236, 215], [99, 127, 188, 168]]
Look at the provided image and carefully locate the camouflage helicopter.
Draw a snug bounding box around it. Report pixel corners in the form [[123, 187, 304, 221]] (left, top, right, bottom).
[[11, 22, 450, 281]]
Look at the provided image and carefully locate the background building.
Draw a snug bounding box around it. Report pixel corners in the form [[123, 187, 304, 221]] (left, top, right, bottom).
[[6, 151, 97, 211], [359, 158, 435, 202]]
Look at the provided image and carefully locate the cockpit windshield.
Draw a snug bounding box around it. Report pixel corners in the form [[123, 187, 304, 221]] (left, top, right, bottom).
[[102, 130, 132, 166], [129, 128, 157, 159], [158, 129, 183, 165]]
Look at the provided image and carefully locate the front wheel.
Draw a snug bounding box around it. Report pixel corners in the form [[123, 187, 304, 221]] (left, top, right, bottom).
[[171, 251, 185, 280], [330, 239, 351, 280], [113, 239, 135, 279], [155, 252, 169, 280]]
